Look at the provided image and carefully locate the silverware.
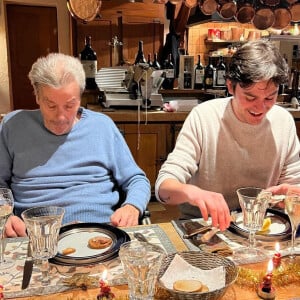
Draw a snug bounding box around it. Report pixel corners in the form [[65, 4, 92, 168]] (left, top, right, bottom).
[[182, 225, 212, 239], [21, 241, 33, 290], [133, 232, 149, 243]]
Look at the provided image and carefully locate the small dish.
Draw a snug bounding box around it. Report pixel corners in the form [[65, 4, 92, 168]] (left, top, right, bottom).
[[50, 223, 130, 266], [228, 208, 291, 241]]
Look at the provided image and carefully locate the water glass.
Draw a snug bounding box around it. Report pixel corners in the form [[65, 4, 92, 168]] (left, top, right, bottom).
[[119, 240, 165, 300], [21, 206, 64, 285]]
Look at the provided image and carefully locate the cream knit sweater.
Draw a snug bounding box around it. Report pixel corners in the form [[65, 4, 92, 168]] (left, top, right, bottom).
[[155, 97, 300, 219]]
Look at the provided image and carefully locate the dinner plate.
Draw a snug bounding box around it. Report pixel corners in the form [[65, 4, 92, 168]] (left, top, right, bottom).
[[49, 223, 130, 266], [228, 209, 291, 241]]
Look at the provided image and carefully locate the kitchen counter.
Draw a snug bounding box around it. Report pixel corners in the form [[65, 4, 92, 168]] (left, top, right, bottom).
[[87, 104, 190, 122]]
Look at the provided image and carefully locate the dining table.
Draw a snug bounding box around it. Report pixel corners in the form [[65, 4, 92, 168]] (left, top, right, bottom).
[[1, 221, 300, 300]]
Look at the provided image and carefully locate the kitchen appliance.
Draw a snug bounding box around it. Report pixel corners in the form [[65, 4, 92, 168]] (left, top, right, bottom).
[[95, 66, 164, 108]]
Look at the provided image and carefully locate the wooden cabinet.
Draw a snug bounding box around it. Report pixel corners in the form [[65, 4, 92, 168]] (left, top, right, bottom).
[[122, 123, 170, 190], [87, 105, 189, 194], [71, 1, 165, 67]]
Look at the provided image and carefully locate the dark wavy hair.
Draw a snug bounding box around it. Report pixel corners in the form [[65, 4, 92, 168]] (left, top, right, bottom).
[[226, 39, 289, 91]]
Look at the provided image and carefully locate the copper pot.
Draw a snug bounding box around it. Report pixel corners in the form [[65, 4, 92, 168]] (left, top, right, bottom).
[[235, 2, 255, 23], [290, 3, 300, 22], [67, 0, 101, 23], [252, 7, 275, 30], [217, 1, 237, 20], [199, 0, 218, 15], [272, 7, 291, 29], [259, 0, 280, 6]]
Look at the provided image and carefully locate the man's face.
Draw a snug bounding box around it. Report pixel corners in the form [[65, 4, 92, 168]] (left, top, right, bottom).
[[36, 81, 81, 135], [228, 80, 279, 125]]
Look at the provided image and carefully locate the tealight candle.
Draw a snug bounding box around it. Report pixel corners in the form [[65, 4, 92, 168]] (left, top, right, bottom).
[[257, 260, 275, 300], [272, 242, 282, 269], [97, 269, 115, 300]]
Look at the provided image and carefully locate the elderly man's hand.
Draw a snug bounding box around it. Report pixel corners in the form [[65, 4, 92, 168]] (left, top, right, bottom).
[[110, 204, 140, 227], [4, 215, 27, 237]]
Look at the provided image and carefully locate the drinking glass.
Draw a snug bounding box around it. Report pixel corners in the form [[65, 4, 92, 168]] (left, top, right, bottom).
[[21, 206, 64, 285], [0, 188, 14, 269], [119, 240, 165, 300], [285, 188, 300, 260], [233, 187, 272, 264]]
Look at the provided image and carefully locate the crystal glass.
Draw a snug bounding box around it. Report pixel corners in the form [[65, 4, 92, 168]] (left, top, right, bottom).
[[21, 206, 64, 285], [285, 188, 300, 260], [232, 187, 272, 264], [119, 240, 165, 300], [0, 188, 14, 269]]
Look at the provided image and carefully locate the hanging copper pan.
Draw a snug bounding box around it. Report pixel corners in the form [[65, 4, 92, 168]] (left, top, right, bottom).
[[252, 7, 275, 30], [184, 0, 198, 8], [217, 1, 237, 20], [199, 0, 218, 15], [290, 3, 300, 22], [259, 0, 280, 6], [272, 7, 291, 29], [235, 2, 255, 23], [67, 0, 101, 23]]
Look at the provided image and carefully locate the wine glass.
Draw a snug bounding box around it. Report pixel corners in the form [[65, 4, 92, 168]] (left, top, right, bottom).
[[284, 188, 300, 260], [232, 187, 272, 264], [21, 206, 64, 285], [0, 188, 14, 269]]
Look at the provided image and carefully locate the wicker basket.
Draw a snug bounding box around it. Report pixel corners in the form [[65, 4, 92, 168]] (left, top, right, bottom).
[[157, 251, 238, 300]]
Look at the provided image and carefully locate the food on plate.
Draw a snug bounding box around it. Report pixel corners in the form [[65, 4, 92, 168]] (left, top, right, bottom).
[[88, 236, 113, 249], [173, 279, 203, 293], [201, 284, 209, 292], [62, 247, 76, 255], [259, 217, 272, 232]]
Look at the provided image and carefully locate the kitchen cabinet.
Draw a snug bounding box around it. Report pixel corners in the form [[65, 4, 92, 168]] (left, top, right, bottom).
[[87, 105, 189, 194], [71, 1, 165, 68]]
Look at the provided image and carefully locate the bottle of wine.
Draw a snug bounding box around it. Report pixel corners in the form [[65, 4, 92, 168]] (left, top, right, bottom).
[[147, 53, 153, 67], [79, 36, 98, 90], [162, 53, 175, 90], [204, 56, 214, 90], [215, 56, 226, 87], [152, 53, 161, 70], [194, 55, 204, 90], [134, 40, 147, 65]]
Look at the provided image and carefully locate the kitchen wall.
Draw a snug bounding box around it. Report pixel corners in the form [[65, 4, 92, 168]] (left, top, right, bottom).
[[0, 0, 71, 114]]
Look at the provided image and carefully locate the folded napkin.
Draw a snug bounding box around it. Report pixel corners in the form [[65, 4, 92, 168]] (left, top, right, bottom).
[[182, 221, 233, 257], [159, 254, 225, 292]]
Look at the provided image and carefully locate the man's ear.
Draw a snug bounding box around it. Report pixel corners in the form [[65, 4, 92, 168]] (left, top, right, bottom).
[[226, 79, 233, 95]]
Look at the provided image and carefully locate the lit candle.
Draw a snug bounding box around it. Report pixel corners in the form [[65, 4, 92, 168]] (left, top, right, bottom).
[[272, 242, 282, 269], [257, 260, 275, 300], [97, 269, 115, 300]]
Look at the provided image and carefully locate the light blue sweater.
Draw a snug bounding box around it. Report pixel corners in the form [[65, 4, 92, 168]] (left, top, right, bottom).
[[0, 108, 151, 224]]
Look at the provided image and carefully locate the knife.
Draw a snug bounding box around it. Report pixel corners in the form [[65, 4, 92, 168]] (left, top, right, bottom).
[[21, 241, 33, 289]]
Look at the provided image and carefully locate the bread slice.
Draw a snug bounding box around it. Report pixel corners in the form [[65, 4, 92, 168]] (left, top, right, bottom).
[[173, 279, 203, 293]]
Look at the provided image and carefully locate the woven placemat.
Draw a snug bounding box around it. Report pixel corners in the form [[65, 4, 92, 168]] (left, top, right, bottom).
[[2, 224, 176, 299]]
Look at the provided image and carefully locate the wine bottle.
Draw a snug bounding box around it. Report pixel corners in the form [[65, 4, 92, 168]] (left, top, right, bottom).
[[152, 53, 161, 70], [134, 40, 147, 65], [215, 56, 226, 87], [194, 55, 204, 90], [79, 36, 98, 90], [162, 53, 175, 90], [147, 53, 153, 67], [204, 56, 214, 90]]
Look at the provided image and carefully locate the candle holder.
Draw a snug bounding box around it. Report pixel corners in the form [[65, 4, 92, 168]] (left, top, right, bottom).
[[257, 274, 275, 299], [97, 270, 115, 300], [257, 260, 275, 300]]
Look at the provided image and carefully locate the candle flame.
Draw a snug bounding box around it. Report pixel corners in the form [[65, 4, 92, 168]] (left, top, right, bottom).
[[275, 242, 280, 252], [267, 259, 273, 273], [102, 269, 108, 280]]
